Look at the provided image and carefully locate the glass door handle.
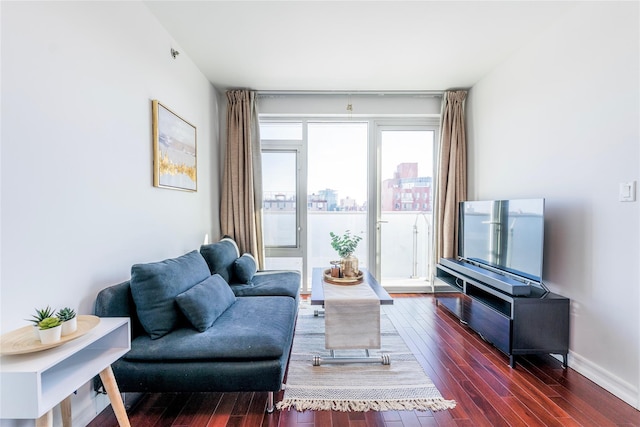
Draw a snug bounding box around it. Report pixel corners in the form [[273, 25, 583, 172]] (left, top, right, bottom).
[[377, 220, 389, 224]]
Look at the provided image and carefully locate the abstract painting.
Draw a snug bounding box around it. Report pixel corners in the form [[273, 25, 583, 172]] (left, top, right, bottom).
[[152, 100, 197, 191]]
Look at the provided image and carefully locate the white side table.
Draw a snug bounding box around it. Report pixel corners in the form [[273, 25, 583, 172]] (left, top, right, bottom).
[[0, 317, 131, 427]]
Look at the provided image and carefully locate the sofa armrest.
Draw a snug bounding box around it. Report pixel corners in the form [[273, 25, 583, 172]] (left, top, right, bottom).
[[232, 270, 301, 300], [253, 270, 301, 286], [95, 280, 144, 337]]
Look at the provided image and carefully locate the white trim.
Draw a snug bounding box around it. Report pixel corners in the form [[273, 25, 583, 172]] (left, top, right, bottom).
[[566, 350, 639, 409]]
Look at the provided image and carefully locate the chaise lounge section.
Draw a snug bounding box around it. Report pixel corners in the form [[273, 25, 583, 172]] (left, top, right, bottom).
[[94, 238, 300, 412]]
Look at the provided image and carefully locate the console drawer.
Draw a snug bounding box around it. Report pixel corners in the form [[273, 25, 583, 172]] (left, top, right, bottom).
[[462, 294, 510, 355], [436, 294, 464, 319]]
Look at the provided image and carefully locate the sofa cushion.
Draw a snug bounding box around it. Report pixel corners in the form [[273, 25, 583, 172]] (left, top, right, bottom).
[[130, 250, 211, 339], [124, 296, 296, 361], [234, 253, 257, 284], [200, 238, 240, 283], [175, 274, 237, 332]]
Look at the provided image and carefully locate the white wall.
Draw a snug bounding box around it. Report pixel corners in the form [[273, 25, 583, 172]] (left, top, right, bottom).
[[467, 2, 639, 408], [1, 2, 220, 425]]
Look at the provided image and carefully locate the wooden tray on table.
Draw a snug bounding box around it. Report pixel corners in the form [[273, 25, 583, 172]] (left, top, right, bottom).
[[323, 269, 364, 285], [0, 315, 100, 355]]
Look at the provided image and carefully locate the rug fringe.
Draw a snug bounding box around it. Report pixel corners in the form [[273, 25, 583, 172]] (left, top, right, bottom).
[[276, 398, 457, 412]]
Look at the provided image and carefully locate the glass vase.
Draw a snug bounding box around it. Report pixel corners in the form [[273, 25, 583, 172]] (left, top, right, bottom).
[[340, 255, 359, 278]]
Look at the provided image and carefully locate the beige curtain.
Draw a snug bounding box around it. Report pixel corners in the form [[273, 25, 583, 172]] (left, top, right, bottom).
[[435, 90, 467, 263], [221, 90, 265, 268]]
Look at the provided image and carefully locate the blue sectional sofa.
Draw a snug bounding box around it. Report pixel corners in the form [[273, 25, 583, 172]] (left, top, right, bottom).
[[94, 238, 300, 412]]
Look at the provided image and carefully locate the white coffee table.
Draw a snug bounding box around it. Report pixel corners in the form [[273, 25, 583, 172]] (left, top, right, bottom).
[[310, 268, 393, 365]]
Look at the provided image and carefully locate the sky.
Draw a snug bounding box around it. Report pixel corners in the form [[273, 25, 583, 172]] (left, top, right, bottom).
[[262, 122, 434, 204]]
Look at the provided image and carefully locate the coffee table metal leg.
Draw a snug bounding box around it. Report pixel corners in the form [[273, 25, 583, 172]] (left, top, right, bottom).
[[312, 351, 390, 366]]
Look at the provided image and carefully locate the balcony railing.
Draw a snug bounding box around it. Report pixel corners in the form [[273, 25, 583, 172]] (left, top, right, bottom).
[[265, 211, 433, 290]]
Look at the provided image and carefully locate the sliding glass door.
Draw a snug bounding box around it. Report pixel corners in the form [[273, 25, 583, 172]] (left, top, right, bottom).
[[261, 118, 438, 293], [375, 125, 437, 292]]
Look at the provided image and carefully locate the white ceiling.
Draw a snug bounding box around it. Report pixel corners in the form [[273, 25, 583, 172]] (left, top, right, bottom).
[[144, 1, 577, 92]]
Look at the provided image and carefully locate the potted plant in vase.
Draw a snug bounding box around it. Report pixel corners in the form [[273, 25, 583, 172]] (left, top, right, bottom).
[[329, 230, 363, 278], [27, 306, 56, 338], [57, 307, 77, 336], [38, 316, 62, 344]]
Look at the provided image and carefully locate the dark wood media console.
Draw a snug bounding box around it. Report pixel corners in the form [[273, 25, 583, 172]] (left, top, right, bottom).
[[435, 258, 569, 368]]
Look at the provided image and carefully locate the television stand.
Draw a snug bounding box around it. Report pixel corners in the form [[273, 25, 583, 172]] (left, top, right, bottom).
[[435, 258, 569, 368]]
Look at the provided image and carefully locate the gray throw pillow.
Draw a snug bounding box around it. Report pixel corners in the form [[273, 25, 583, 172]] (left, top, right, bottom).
[[130, 250, 211, 339], [175, 274, 237, 332], [234, 253, 257, 284]]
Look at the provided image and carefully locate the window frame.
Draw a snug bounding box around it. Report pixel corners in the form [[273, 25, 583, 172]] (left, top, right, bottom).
[[260, 117, 440, 293], [261, 141, 305, 257]]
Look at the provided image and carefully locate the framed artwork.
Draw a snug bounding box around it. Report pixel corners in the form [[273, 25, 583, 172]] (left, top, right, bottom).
[[152, 100, 197, 191]]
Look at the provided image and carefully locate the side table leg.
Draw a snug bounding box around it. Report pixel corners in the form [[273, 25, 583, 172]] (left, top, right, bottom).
[[99, 366, 131, 427], [60, 396, 72, 427], [35, 410, 52, 427]]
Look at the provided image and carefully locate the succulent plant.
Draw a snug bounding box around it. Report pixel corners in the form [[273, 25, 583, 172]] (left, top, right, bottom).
[[38, 317, 62, 330], [56, 307, 76, 322], [27, 306, 56, 326]]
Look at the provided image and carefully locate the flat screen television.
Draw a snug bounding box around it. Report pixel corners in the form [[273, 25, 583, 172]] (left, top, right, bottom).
[[458, 198, 545, 285]]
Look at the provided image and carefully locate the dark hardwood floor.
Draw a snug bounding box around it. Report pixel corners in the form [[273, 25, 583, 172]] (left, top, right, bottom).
[[89, 295, 640, 427]]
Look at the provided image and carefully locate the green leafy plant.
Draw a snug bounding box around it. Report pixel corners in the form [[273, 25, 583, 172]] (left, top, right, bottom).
[[38, 317, 62, 330], [56, 307, 76, 322], [27, 306, 56, 326], [329, 230, 362, 258]]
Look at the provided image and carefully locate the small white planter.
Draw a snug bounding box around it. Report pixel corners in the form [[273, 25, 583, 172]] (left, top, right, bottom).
[[39, 325, 62, 344], [61, 317, 78, 336]]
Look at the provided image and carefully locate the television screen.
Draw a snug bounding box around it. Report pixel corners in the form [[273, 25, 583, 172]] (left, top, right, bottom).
[[459, 199, 544, 283]]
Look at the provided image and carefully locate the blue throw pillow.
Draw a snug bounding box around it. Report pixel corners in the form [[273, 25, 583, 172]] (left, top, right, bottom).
[[200, 238, 240, 283], [130, 250, 211, 339], [175, 274, 237, 332], [234, 253, 257, 284]]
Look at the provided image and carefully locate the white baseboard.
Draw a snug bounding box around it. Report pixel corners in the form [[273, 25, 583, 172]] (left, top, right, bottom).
[[566, 350, 639, 410], [77, 391, 110, 427], [0, 385, 110, 427]]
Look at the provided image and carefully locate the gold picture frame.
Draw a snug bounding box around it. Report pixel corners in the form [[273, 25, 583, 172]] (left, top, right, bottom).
[[152, 100, 197, 191]]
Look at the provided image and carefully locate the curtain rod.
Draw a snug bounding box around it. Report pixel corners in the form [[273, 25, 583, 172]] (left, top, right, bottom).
[[256, 90, 443, 97]]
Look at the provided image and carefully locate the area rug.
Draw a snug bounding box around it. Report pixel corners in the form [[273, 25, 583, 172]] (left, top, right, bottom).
[[276, 304, 457, 412]]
